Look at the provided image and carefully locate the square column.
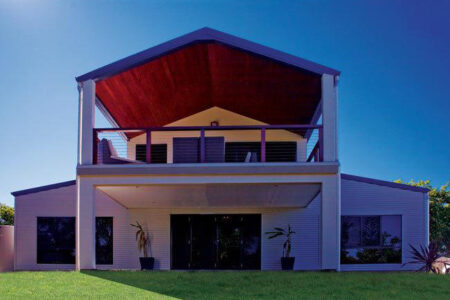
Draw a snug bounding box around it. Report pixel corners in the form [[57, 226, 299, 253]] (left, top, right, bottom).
[[321, 74, 338, 162], [76, 177, 96, 270], [321, 174, 341, 270], [78, 80, 96, 165]]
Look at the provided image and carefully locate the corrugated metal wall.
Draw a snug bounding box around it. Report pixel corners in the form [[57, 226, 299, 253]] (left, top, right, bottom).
[[14, 185, 77, 270], [14, 184, 321, 271], [14, 176, 427, 271], [341, 178, 427, 271]]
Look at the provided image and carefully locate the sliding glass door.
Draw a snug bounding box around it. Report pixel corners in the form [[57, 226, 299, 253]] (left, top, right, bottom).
[[171, 214, 261, 270]]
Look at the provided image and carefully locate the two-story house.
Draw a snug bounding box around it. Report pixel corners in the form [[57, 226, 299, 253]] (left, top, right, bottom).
[[12, 28, 428, 272]]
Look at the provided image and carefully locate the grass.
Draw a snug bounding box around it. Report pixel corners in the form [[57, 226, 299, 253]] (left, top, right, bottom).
[[0, 271, 449, 299]]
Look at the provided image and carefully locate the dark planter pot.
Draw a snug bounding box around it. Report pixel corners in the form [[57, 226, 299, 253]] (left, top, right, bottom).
[[139, 257, 155, 270], [281, 257, 295, 270]]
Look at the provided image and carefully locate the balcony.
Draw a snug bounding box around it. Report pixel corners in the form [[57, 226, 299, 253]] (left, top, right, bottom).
[[93, 124, 323, 166], [76, 29, 338, 170]]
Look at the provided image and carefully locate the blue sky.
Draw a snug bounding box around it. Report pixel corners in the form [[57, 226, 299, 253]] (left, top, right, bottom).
[[0, 0, 448, 206]]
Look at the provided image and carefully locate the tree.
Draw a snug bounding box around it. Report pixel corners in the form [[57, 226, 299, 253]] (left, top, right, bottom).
[[394, 179, 450, 253], [0, 203, 14, 225]]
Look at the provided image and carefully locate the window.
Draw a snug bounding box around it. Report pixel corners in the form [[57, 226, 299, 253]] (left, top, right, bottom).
[[37, 217, 75, 264], [96, 217, 113, 265], [225, 142, 297, 162], [136, 144, 167, 163], [341, 215, 402, 264]]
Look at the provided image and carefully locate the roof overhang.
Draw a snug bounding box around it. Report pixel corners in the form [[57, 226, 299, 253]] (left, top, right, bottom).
[[341, 174, 430, 193], [76, 27, 340, 82], [76, 28, 340, 130], [11, 180, 76, 197]]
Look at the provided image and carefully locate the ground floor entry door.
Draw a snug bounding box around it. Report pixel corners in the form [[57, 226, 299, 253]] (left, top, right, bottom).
[[171, 214, 261, 270]]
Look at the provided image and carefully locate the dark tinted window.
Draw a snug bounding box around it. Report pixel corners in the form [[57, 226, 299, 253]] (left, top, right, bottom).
[[96, 217, 113, 265], [225, 142, 260, 162], [225, 142, 297, 162], [37, 217, 75, 264], [266, 142, 297, 162], [341, 215, 401, 264], [136, 144, 167, 163]]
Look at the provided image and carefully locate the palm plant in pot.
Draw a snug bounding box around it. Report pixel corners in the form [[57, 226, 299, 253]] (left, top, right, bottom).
[[130, 221, 154, 270], [266, 225, 296, 270]]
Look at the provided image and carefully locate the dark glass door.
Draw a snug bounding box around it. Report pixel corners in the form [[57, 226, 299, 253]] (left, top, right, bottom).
[[191, 215, 216, 269], [171, 214, 261, 270], [216, 215, 242, 269], [241, 215, 261, 269]]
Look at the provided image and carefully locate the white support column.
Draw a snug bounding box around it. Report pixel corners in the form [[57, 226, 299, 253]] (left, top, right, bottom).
[[321, 74, 338, 162], [76, 177, 96, 270], [78, 80, 96, 165], [321, 174, 341, 271]]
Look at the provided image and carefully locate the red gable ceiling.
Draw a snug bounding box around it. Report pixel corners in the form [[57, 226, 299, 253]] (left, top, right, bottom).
[[96, 42, 321, 129]]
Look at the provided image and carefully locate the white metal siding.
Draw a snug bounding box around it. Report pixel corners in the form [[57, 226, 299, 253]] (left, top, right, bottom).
[[127, 198, 321, 271], [14, 185, 321, 271], [14, 185, 77, 271], [341, 178, 427, 271], [95, 190, 135, 270], [262, 194, 321, 270], [14, 186, 134, 270]]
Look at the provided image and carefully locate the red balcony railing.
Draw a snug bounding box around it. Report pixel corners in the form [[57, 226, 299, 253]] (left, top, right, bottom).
[[93, 124, 323, 165]]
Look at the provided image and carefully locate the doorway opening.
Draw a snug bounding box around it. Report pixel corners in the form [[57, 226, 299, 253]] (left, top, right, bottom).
[[171, 214, 261, 270]]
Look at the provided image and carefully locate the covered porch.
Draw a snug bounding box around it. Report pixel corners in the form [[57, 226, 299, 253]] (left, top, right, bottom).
[[76, 172, 340, 271]]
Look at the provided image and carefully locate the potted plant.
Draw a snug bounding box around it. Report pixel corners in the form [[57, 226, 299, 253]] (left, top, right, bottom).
[[130, 221, 154, 270], [265, 225, 296, 270]]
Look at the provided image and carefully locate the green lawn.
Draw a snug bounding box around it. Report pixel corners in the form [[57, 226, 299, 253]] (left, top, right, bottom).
[[0, 271, 449, 299]]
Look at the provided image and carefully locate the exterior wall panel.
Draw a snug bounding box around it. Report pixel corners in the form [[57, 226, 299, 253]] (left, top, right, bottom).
[[262, 194, 321, 270], [14, 185, 77, 271], [341, 178, 427, 271], [14, 175, 426, 272], [95, 190, 134, 270], [14, 184, 321, 271]]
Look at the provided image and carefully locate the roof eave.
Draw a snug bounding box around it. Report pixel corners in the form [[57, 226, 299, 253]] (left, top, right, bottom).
[[75, 27, 340, 83], [341, 173, 430, 193], [11, 180, 76, 197]]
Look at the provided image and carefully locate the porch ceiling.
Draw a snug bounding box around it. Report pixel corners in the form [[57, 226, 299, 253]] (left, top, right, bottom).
[[95, 42, 322, 129], [98, 183, 321, 209]]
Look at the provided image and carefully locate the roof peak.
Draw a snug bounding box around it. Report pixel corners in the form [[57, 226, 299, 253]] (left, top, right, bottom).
[[76, 27, 340, 82]]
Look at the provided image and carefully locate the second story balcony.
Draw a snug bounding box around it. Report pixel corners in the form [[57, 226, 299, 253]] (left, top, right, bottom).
[[76, 28, 339, 173], [94, 116, 323, 166]]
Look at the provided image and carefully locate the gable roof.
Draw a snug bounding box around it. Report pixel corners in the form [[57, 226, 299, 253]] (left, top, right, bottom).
[[341, 173, 429, 193], [76, 27, 340, 82]]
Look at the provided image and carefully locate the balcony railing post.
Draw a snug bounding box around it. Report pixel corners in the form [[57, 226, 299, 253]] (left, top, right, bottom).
[[261, 128, 266, 162], [146, 129, 152, 164], [318, 126, 324, 162], [92, 129, 98, 165], [200, 128, 205, 163]]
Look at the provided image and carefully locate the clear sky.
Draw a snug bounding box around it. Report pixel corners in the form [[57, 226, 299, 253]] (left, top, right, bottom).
[[0, 0, 449, 206]]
